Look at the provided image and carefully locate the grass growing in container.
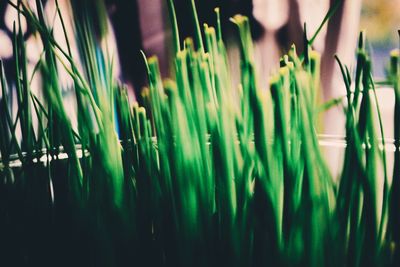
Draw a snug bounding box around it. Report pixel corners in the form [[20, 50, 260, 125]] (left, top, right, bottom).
[[0, 0, 399, 266]]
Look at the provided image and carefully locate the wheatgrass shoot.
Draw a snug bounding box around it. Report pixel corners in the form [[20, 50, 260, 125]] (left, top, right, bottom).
[[0, 0, 399, 267]]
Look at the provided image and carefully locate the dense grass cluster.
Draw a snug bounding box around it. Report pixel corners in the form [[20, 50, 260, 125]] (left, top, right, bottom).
[[0, 0, 399, 266]]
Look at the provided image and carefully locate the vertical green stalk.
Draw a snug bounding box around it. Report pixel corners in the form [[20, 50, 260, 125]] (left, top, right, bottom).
[[390, 46, 400, 263], [189, 0, 204, 53], [167, 0, 181, 53]]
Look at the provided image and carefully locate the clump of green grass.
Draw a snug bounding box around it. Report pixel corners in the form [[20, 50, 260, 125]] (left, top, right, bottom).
[[0, 0, 399, 267], [334, 31, 391, 266]]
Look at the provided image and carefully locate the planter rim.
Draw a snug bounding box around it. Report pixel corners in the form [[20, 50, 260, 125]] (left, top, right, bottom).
[[0, 134, 397, 169]]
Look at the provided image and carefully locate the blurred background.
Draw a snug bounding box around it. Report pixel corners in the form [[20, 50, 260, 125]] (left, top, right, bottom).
[[0, 0, 399, 134]]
